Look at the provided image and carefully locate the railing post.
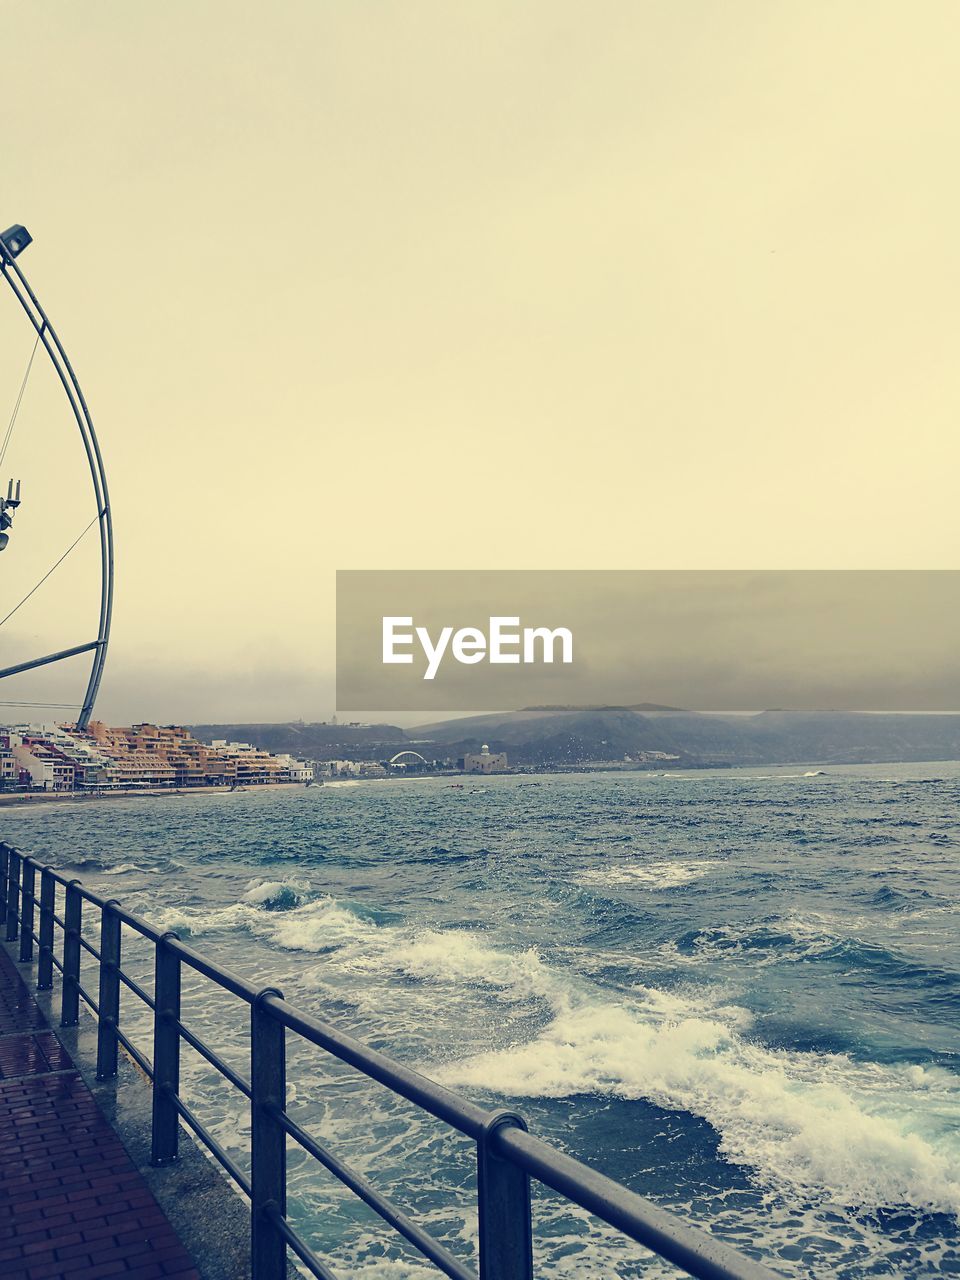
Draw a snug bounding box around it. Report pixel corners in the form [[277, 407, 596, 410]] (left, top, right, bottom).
[[151, 933, 181, 1165], [37, 867, 55, 990], [61, 879, 82, 1026], [19, 860, 35, 962], [0, 843, 8, 919], [251, 988, 286, 1280], [5, 848, 20, 941], [96, 900, 121, 1079], [477, 1111, 534, 1280]]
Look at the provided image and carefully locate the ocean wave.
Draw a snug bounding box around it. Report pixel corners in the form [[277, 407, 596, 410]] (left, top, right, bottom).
[[435, 978, 960, 1218], [153, 892, 382, 949], [871, 885, 934, 912], [391, 932, 555, 1002], [149, 885, 960, 1218], [241, 877, 311, 910], [580, 860, 713, 890], [288, 914, 960, 1218], [672, 917, 960, 987], [67, 856, 115, 872]]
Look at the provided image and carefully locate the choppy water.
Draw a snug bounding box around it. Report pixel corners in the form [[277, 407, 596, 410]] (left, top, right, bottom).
[[4, 763, 960, 1278]]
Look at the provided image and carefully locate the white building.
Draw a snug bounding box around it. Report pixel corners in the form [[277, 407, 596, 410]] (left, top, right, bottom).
[[11, 742, 74, 791], [462, 744, 508, 774], [274, 754, 315, 783]]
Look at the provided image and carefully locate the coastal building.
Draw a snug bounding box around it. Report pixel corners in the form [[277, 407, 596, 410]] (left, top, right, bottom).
[[274, 753, 315, 783], [461, 744, 508, 774], [0, 722, 313, 793], [11, 739, 75, 791], [318, 759, 387, 778], [0, 732, 21, 788], [0, 751, 18, 787], [209, 739, 287, 785]]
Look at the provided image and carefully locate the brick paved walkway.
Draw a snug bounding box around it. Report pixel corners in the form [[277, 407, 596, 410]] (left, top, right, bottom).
[[0, 947, 201, 1280]]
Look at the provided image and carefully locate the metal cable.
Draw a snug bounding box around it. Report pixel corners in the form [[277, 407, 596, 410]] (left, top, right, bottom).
[[0, 512, 100, 630], [0, 332, 40, 471], [0, 700, 81, 708]]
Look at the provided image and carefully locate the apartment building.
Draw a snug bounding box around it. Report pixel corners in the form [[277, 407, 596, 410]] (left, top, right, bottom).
[[0, 723, 314, 792]]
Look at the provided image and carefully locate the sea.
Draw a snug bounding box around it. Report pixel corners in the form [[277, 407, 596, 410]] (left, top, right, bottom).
[[4, 762, 960, 1279]]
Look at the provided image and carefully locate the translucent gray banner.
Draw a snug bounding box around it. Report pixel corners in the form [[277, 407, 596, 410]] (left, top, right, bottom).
[[336, 570, 960, 712]]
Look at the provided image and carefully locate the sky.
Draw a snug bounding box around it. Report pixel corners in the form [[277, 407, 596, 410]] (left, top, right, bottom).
[[1, 2, 959, 724]]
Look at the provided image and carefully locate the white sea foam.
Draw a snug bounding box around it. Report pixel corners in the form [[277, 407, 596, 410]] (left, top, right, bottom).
[[154, 893, 380, 950], [152, 887, 960, 1218], [669, 913, 888, 967], [437, 976, 960, 1217], [323, 924, 960, 1218], [391, 932, 555, 1001], [580, 860, 713, 889], [241, 877, 310, 909]]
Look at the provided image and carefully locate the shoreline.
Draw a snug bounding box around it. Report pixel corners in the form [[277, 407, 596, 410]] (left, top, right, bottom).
[[0, 780, 311, 808], [1, 756, 955, 811]]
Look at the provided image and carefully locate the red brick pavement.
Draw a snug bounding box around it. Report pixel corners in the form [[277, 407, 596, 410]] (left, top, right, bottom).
[[0, 947, 201, 1280]]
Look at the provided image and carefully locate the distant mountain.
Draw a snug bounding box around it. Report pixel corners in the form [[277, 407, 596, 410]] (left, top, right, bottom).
[[188, 709, 960, 768], [188, 722, 408, 759], [411, 706, 960, 767]]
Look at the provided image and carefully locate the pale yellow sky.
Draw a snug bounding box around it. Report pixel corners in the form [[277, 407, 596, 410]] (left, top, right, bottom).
[[1, 1, 958, 722]]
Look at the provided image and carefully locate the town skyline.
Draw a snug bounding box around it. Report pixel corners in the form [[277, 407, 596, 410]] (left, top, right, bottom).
[[4, 1, 960, 724]]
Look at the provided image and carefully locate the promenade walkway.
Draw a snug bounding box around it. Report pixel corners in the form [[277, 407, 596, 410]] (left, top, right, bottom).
[[0, 946, 200, 1280]]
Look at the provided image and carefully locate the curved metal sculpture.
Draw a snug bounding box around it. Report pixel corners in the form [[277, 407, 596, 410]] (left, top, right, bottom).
[[388, 750, 430, 766], [0, 224, 113, 730]]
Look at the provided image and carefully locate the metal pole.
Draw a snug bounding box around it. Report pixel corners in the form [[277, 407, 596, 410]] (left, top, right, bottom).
[[19, 859, 34, 962], [37, 867, 54, 990], [5, 849, 20, 941], [251, 987, 287, 1280], [0, 641, 99, 682], [477, 1111, 534, 1280], [61, 880, 82, 1026], [152, 933, 181, 1164], [0, 843, 8, 919], [0, 239, 114, 731], [97, 899, 121, 1079]]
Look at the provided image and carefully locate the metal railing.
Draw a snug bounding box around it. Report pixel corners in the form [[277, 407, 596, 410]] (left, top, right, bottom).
[[0, 843, 781, 1280]]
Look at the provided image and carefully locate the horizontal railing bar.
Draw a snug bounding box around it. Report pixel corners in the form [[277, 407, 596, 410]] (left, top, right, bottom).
[[167, 936, 263, 1003], [20, 858, 161, 942], [5, 849, 784, 1280], [175, 1017, 251, 1099], [277, 1107, 475, 1280], [77, 884, 109, 909], [117, 967, 156, 1010], [21, 856, 52, 876], [76, 983, 99, 1017], [21, 861, 109, 910], [265, 1206, 341, 1280], [264, 996, 488, 1140], [116, 1026, 154, 1080], [116, 908, 166, 943], [166, 1089, 252, 1198], [493, 1125, 782, 1280], [78, 934, 101, 961]]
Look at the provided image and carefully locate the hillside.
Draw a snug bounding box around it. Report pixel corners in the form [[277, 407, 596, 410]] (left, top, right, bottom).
[[188, 722, 408, 758], [410, 706, 960, 766]]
